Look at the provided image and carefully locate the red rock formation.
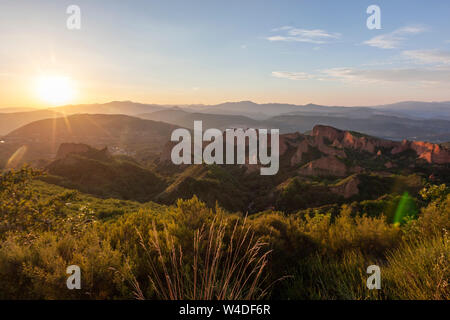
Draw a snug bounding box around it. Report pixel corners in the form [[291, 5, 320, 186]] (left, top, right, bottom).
[[312, 125, 450, 165], [313, 135, 347, 158], [342, 132, 376, 153], [391, 139, 409, 154], [279, 132, 302, 156], [312, 125, 397, 155], [299, 156, 348, 177], [410, 141, 450, 164], [312, 125, 344, 141], [290, 139, 310, 165], [159, 124, 450, 168], [391, 140, 450, 164]]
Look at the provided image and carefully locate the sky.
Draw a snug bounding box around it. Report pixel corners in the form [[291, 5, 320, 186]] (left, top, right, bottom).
[[1, 0, 450, 108]]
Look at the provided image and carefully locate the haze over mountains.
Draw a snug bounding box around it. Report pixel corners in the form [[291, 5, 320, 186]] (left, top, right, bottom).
[[0, 109, 61, 136], [0, 100, 449, 212], [1, 100, 450, 142]]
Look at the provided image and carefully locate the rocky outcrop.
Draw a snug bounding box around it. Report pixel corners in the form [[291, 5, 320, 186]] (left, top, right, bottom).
[[290, 139, 310, 165], [279, 132, 302, 156], [312, 125, 449, 165], [312, 125, 396, 154], [391, 139, 410, 154], [158, 124, 450, 168], [391, 140, 450, 164], [342, 132, 376, 153], [411, 141, 450, 164], [313, 135, 346, 158], [312, 125, 344, 141], [299, 156, 348, 177]]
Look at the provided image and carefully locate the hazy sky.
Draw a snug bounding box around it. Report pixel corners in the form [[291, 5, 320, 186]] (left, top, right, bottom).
[[1, 0, 450, 108]]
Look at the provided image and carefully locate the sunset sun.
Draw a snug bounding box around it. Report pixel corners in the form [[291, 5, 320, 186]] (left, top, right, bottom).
[[35, 75, 75, 106]]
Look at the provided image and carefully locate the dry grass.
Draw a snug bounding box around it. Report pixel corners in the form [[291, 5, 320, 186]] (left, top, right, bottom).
[[382, 229, 449, 300], [134, 217, 273, 300]]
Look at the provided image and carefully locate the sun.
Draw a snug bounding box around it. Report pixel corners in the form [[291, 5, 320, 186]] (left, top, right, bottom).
[[35, 75, 76, 106]]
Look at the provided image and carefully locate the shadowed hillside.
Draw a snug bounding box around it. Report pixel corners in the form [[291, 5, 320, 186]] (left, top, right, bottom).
[[1, 114, 180, 166], [43, 143, 166, 201]]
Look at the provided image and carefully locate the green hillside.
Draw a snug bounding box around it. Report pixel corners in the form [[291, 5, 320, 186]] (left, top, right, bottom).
[[0, 167, 448, 300], [43, 146, 166, 202]]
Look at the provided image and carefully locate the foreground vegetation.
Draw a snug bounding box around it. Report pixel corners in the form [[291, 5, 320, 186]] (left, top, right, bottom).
[[0, 167, 448, 299]]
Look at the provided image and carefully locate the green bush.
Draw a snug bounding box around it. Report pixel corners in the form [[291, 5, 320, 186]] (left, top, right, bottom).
[[0, 167, 448, 300]]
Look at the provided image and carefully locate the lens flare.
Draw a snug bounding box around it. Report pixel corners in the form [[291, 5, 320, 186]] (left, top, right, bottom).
[[6, 145, 28, 169], [393, 192, 418, 226], [35, 75, 75, 106]]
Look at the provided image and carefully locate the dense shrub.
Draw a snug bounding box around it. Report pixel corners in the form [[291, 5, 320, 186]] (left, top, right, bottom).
[[0, 168, 448, 300]]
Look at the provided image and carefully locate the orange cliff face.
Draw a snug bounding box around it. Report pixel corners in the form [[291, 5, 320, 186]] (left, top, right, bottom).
[[311, 125, 450, 165], [158, 125, 450, 170], [312, 125, 344, 141], [312, 125, 396, 153], [298, 156, 348, 177], [392, 140, 450, 164]]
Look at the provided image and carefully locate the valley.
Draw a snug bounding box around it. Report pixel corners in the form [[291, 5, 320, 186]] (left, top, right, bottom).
[[1, 108, 448, 215], [0, 101, 449, 300]]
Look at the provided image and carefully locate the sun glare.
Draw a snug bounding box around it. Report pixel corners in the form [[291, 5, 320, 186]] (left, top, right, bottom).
[[35, 75, 75, 106]]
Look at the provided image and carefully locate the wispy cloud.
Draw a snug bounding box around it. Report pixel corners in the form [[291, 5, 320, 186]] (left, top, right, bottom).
[[402, 50, 450, 65], [267, 26, 341, 44], [363, 26, 426, 49], [271, 71, 315, 80], [320, 66, 450, 83], [272, 66, 450, 84]]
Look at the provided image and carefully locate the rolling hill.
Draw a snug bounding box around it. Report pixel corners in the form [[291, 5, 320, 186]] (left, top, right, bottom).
[[43, 143, 166, 201], [3, 100, 450, 141], [0, 114, 180, 167], [0, 109, 61, 135]]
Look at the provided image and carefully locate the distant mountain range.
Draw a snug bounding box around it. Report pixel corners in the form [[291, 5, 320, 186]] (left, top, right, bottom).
[[1, 105, 449, 212], [1, 100, 450, 141], [52, 101, 166, 116]]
